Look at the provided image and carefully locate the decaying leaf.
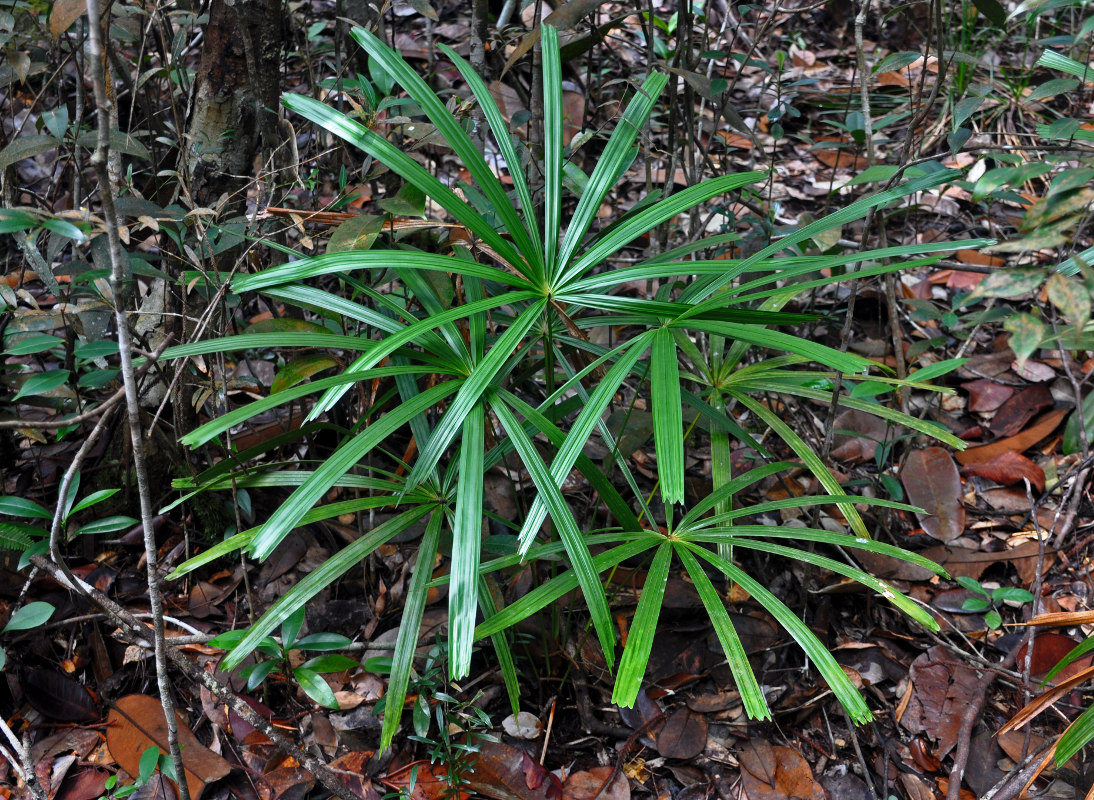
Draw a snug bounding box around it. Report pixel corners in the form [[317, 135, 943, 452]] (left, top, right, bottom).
[[960, 450, 1045, 492], [738, 740, 825, 800], [106, 695, 231, 800], [900, 646, 981, 759], [901, 447, 966, 542]]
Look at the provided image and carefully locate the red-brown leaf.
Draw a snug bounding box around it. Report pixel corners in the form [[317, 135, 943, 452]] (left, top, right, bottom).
[[960, 451, 1045, 492], [900, 448, 966, 542]]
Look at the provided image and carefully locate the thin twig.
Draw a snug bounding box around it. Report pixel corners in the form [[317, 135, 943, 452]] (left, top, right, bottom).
[[83, 0, 190, 793]]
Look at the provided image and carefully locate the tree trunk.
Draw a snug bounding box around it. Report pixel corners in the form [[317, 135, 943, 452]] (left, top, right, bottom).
[[183, 0, 283, 211]]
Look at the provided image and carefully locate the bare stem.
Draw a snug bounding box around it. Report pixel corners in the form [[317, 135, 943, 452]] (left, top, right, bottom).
[[82, 0, 190, 795]]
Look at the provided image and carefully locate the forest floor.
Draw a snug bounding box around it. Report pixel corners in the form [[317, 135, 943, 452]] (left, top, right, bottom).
[[2, 1, 1094, 799]]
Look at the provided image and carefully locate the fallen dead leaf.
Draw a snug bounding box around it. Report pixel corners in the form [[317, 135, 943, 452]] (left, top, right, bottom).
[[901, 447, 966, 542], [900, 646, 981, 759], [739, 741, 825, 800], [955, 409, 1067, 465], [962, 378, 1014, 413], [990, 385, 1054, 438], [563, 767, 629, 800], [655, 706, 707, 759], [106, 695, 231, 800], [960, 451, 1045, 492]]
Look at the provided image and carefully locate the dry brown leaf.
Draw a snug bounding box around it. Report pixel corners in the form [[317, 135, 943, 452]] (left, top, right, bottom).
[[955, 409, 1067, 465], [990, 384, 1054, 438], [901, 447, 965, 542], [106, 695, 231, 800], [901, 646, 981, 759], [962, 378, 1014, 413], [739, 741, 825, 800], [960, 451, 1045, 492], [563, 767, 629, 800]]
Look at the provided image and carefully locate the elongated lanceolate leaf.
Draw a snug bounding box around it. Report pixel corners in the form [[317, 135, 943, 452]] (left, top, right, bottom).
[[676, 546, 768, 718], [651, 328, 684, 505], [494, 400, 618, 671], [558, 71, 668, 272], [283, 93, 528, 272], [612, 541, 672, 706], [542, 25, 563, 271], [349, 27, 540, 268], [222, 505, 435, 670], [449, 407, 485, 679], [380, 512, 442, 750], [517, 332, 654, 553], [685, 542, 873, 723], [248, 381, 458, 560], [439, 44, 543, 272]]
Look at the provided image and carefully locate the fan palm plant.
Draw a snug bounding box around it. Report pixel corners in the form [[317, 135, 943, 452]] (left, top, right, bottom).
[[165, 25, 990, 750]]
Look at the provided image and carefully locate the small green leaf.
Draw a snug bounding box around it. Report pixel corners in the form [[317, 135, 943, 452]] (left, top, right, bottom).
[[281, 607, 305, 649], [0, 135, 60, 172], [300, 654, 358, 673], [874, 51, 923, 74], [992, 587, 1034, 603], [962, 596, 991, 612], [326, 213, 386, 254], [69, 488, 120, 515], [13, 369, 71, 400], [984, 610, 1002, 629], [0, 497, 52, 519], [294, 666, 340, 708], [73, 516, 138, 536], [2, 601, 55, 633], [3, 334, 64, 355], [242, 659, 280, 691], [138, 745, 162, 780], [1003, 313, 1046, 366], [956, 576, 986, 594], [293, 632, 353, 651], [413, 693, 431, 737], [1063, 391, 1094, 454]]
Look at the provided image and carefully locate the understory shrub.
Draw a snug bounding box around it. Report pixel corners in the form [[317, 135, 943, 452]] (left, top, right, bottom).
[[165, 25, 992, 750]]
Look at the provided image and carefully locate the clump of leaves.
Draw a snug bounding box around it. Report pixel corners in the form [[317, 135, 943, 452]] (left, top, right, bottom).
[[208, 607, 356, 709], [164, 24, 991, 750]]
